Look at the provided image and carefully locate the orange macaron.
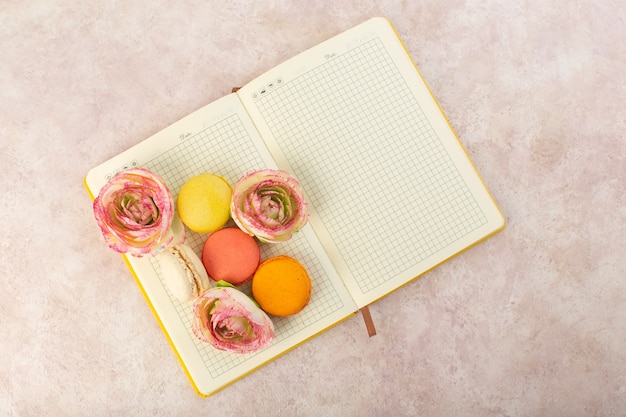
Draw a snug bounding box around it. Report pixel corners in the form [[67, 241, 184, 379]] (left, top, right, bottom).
[[202, 227, 260, 285], [252, 255, 311, 317]]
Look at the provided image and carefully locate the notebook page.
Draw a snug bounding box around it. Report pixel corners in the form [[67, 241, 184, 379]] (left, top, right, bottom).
[[85, 94, 357, 396], [238, 18, 505, 307]]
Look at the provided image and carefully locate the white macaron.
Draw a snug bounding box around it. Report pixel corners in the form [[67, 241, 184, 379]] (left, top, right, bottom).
[[159, 244, 210, 301]]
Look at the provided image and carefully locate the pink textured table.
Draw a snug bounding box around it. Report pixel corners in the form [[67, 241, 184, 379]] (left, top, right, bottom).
[[1, 1, 624, 415]]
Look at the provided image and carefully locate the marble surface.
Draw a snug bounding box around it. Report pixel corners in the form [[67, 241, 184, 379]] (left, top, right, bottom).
[[1, 0, 624, 415]]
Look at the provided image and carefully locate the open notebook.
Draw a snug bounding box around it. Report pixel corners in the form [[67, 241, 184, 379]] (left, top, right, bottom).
[[85, 17, 505, 396]]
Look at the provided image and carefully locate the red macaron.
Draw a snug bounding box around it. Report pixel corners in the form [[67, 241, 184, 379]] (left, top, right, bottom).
[[201, 227, 261, 285]]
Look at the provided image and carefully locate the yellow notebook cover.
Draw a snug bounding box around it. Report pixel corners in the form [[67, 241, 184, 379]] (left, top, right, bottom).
[[84, 17, 504, 396]]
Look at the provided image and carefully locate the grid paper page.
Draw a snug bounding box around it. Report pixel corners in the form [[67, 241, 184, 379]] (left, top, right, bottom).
[[141, 115, 350, 378], [251, 37, 488, 297], [85, 97, 357, 394]]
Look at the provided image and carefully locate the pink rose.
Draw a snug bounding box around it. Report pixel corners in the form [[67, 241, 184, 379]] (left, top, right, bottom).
[[93, 168, 177, 257], [192, 282, 274, 353], [231, 169, 309, 243]]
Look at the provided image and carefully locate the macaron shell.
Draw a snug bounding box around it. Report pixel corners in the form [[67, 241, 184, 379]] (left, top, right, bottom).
[[176, 174, 232, 234], [252, 255, 311, 317], [159, 244, 210, 301], [202, 227, 260, 285]]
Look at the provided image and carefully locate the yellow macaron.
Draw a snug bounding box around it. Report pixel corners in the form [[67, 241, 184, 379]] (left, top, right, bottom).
[[252, 255, 311, 317], [176, 174, 232, 234]]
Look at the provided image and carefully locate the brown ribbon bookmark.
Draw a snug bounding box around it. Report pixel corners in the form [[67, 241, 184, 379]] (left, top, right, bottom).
[[360, 305, 377, 337]]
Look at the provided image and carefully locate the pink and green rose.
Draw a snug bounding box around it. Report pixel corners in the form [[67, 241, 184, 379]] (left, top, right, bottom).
[[93, 168, 180, 257], [192, 281, 274, 353], [231, 169, 309, 243]]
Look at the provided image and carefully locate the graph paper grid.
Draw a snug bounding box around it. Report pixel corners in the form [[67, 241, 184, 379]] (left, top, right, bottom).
[[254, 37, 488, 295], [141, 114, 348, 378]]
